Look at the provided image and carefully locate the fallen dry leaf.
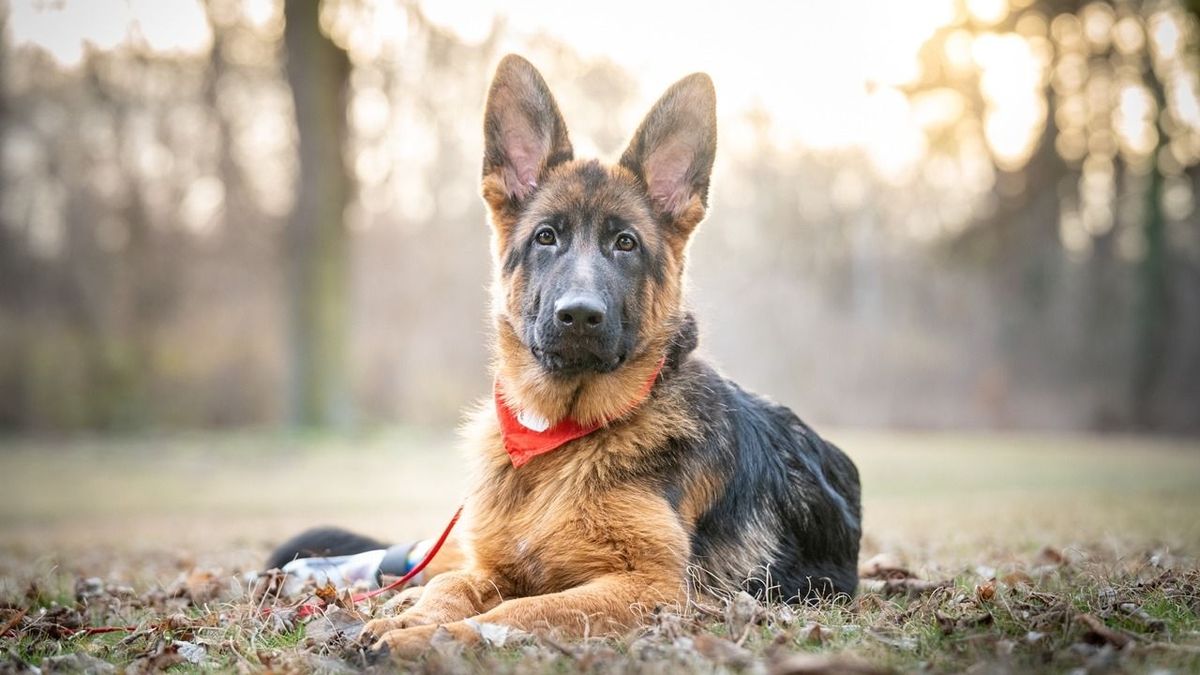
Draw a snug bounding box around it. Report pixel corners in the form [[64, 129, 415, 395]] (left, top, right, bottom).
[[1076, 613, 1131, 648], [464, 619, 532, 648], [252, 568, 288, 602], [73, 577, 104, 603], [27, 605, 87, 639], [859, 553, 915, 580], [725, 591, 763, 638], [860, 577, 949, 598], [181, 569, 222, 605], [936, 611, 994, 635], [1000, 570, 1033, 586], [173, 639, 207, 665], [162, 612, 195, 633], [125, 641, 186, 675], [256, 648, 279, 669], [803, 622, 828, 645], [305, 606, 364, 645], [1034, 546, 1066, 566], [693, 632, 754, 667], [0, 607, 27, 637], [313, 581, 339, 606], [39, 653, 117, 674], [771, 603, 797, 627]]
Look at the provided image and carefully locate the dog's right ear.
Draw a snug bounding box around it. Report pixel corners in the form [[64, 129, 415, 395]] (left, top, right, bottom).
[[481, 55, 573, 223]]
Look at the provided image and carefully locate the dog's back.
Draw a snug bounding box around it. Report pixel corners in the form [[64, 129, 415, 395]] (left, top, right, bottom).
[[678, 357, 861, 599]]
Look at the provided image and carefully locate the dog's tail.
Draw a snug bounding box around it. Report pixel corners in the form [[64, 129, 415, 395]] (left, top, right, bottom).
[[265, 526, 389, 571]]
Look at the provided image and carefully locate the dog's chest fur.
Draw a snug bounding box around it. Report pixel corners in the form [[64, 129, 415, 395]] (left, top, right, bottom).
[[458, 389, 701, 597]]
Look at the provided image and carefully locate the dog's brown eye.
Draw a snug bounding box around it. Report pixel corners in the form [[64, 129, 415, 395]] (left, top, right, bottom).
[[615, 233, 637, 252], [535, 228, 557, 246]]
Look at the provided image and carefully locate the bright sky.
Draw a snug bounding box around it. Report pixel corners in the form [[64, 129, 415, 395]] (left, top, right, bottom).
[[7, 0, 1040, 183], [7, 0, 214, 63], [423, 0, 965, 180], [426, 0, 955, 139]]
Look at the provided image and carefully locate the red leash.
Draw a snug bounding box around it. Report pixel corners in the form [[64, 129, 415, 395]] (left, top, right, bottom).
[[298, 503, 463, 617], [354, 504, 463, 602]]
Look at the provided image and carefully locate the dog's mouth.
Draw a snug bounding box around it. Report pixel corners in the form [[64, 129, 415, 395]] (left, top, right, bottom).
[[531, 345, 626, 376]]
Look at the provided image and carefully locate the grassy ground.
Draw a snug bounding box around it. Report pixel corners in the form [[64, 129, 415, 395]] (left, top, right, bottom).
[[1, 430, 1198, 673]]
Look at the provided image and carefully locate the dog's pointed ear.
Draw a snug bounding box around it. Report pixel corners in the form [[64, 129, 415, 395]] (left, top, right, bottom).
[[481, 55, 573, 217], [620, 73, 716, 233]]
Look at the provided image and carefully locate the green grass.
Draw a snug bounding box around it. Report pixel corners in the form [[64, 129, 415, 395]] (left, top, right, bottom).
[[1, 430, 1198, 672]]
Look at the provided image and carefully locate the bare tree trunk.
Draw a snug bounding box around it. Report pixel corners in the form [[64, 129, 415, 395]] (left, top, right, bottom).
[[1131, 59, 1171, 429], [283, 0, 352, 428]]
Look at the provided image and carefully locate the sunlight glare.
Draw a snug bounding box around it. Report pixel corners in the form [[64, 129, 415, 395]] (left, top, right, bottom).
[[1172, 78, 1200, 131], [1149, 11, 1182, 60], [966, 0, 1009, 26], [323, 0, 410, 62], [1114, 83, 1158, 158], [1112, 15, 1146, 55], [243, 0, 278, 30], [128, 0, 212, 55], [943, 30, 976, 75], [863, 88, 928, 183], [1080, 2, 1115, 52], [973, 33, 1046, 169]]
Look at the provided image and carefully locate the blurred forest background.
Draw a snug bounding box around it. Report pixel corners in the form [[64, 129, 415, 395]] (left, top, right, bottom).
[[1, 0, 1198, 434]]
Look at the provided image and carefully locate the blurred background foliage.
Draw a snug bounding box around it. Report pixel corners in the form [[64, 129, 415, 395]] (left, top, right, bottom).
[[0, 0, 1197, 433]]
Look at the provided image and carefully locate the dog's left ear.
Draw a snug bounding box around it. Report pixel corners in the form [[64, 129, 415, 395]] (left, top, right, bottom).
[[620, 73, 716, 234]]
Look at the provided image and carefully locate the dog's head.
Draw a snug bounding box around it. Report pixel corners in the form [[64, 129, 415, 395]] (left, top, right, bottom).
[[481, 55, 715, 419]]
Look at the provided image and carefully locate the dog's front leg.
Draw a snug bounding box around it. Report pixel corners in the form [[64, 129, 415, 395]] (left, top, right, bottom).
[[370, 571, 681, 657], [362, 569, 504, 641], [469, 570, 681, 636]]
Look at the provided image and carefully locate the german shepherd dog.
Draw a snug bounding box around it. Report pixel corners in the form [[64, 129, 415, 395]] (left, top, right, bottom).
[[271, 54, 861, 657]]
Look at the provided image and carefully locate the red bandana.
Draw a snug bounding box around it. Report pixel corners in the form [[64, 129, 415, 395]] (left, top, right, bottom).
[[494, 358, 666, 468]]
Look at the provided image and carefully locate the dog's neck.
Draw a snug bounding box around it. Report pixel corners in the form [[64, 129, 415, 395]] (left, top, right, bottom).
[[494, 313, 698, 427]]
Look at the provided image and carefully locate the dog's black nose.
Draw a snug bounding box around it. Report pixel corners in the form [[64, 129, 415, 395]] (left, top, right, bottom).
[[555, 294, 606, 330]]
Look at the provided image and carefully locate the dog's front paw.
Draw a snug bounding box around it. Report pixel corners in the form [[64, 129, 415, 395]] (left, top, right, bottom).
[[360, 607, 440, 645], [369, 624, 439, 659], [367, 623, 480, 660], [360, 616, 405, 645]]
